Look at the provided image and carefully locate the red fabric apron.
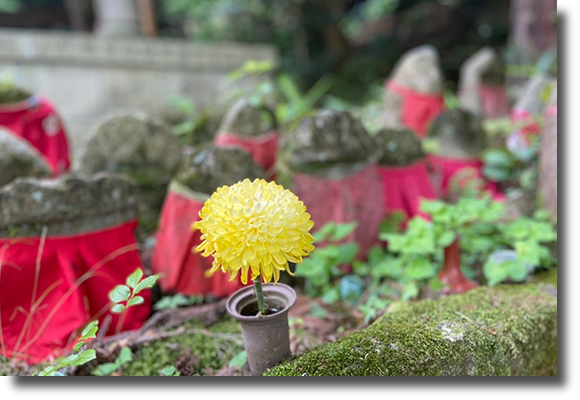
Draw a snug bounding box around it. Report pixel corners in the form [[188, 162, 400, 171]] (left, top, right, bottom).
[[479, 85, 510, 119], [427, 155, 505, 201], [0, 95, 71, 175], [378, 161, 436, 220], [386, 80, 445, 137], [0, 221, 150, 364], [152, 182, 249, 297], [292, 163, 385, 258], [213, 131, 279, 180]]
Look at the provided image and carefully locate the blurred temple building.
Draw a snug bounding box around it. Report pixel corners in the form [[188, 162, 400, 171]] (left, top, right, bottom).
[[0, 0, 277, 153]]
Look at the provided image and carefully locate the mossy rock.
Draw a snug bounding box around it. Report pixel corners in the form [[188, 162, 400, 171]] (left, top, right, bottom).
[[0, 81, 32, 104], [265, 282, 557, 376], [375, 128, 424, 166], [217, 98, 276, 137], [0, 128, 52, 187], [282, 110, 376, 176], [175, 146, 266, 195], [427, 109, 487, 159]]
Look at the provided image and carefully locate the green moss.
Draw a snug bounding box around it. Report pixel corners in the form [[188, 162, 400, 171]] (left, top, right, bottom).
[[121, 317, 243, 376], [530, 269, 558, 286], [0, 82, 32, 104], [265, 283, 557, 376], [0, 356, 10, 376]]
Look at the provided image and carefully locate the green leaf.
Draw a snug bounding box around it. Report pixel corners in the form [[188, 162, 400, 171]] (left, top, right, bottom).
[[379, 212, 406, 234], [109, 285, 131, 303], [308, 304, 328, 318], [482, 149, 514, 168], [116, 347, 133, 365], [127, 296, 144, 307], [159, 366, 180, 376], [228, 350, 248, 369], [483, 166, 512, 182], [73, 342, 84, 353], [277, 73, 303, 105], [92, 362, 119, 376], [134, 275, 159, 294], [419, 200, 446, 215], [372, 257, 403, 279], [80, 320, 99, 341], [533, 209, 551, 221], [483, 259, 510, 286], [126, 269, 144, 290], [111, 304, 125, 314], [312, 222, 336, 242], [405, 258, 435, 280], [332, 222, 358, 241], [38, 366, 58, 376], [74, 349, 96, 366], [507, 261, 529, 282], [0, 0, 22, 13], [428, 277, 445, 291], [401, 282, 419, 301], [437, 230, 456, 248], [321, 287, 340, 304], [337, 242, 359, 264]]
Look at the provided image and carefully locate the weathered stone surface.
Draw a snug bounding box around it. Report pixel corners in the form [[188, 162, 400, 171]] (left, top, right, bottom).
[[513, 75, 553, 114], [374, 128, 424, 166], [0, 81, 32, 104], [282, 110, 376, 176], [0, 172, 139, 238], [382, 45, 444, 129], [427, 109, 487, 159], [77, 111, 182, 233], [266, 281, 557, 376], [217, 98, 276, 137], [78, 111, 182, 180], [175, 146, 266, 195], [539, 82, 557, 220], [458, 47, 505, 116], [0, 128, 52, 187]]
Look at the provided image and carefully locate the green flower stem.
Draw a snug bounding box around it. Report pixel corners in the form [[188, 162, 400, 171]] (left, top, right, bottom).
[[253, 277, 266, 316]]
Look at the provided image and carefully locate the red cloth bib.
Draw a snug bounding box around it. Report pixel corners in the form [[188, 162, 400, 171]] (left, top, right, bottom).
[[427, 155, 505, 201], [152, 186, 249, 297], [378, 161, 436, 220], [292, 163, 385, 258], [386, 80, 445, 137], [0, 221, 150, 364], [0, 95, 71, 175], [479, 85, 510, 119], [213, 131, 279, 180]]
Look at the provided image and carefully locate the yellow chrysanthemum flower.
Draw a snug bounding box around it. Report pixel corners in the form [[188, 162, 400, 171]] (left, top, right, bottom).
[[193, 179, 315, 284]]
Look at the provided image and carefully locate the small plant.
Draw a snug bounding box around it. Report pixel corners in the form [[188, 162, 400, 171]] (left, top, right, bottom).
[[228, 350, 248, 369], [153, 294, 204, 311], [482, 147, 539, 192], [384, 198, 557, 292], [227, 60, 335, 130], [294, 222, 359, 304], [159, 366, 181, 376], [91, 348, 133, 376], [483, 210, 556, 286], [109, 269, 158, 315], [37, 321, 98, 376], [36, 269, 158, 376]]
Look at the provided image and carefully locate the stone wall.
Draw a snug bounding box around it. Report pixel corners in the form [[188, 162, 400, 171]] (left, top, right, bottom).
[[0, 29, 277, 155]]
